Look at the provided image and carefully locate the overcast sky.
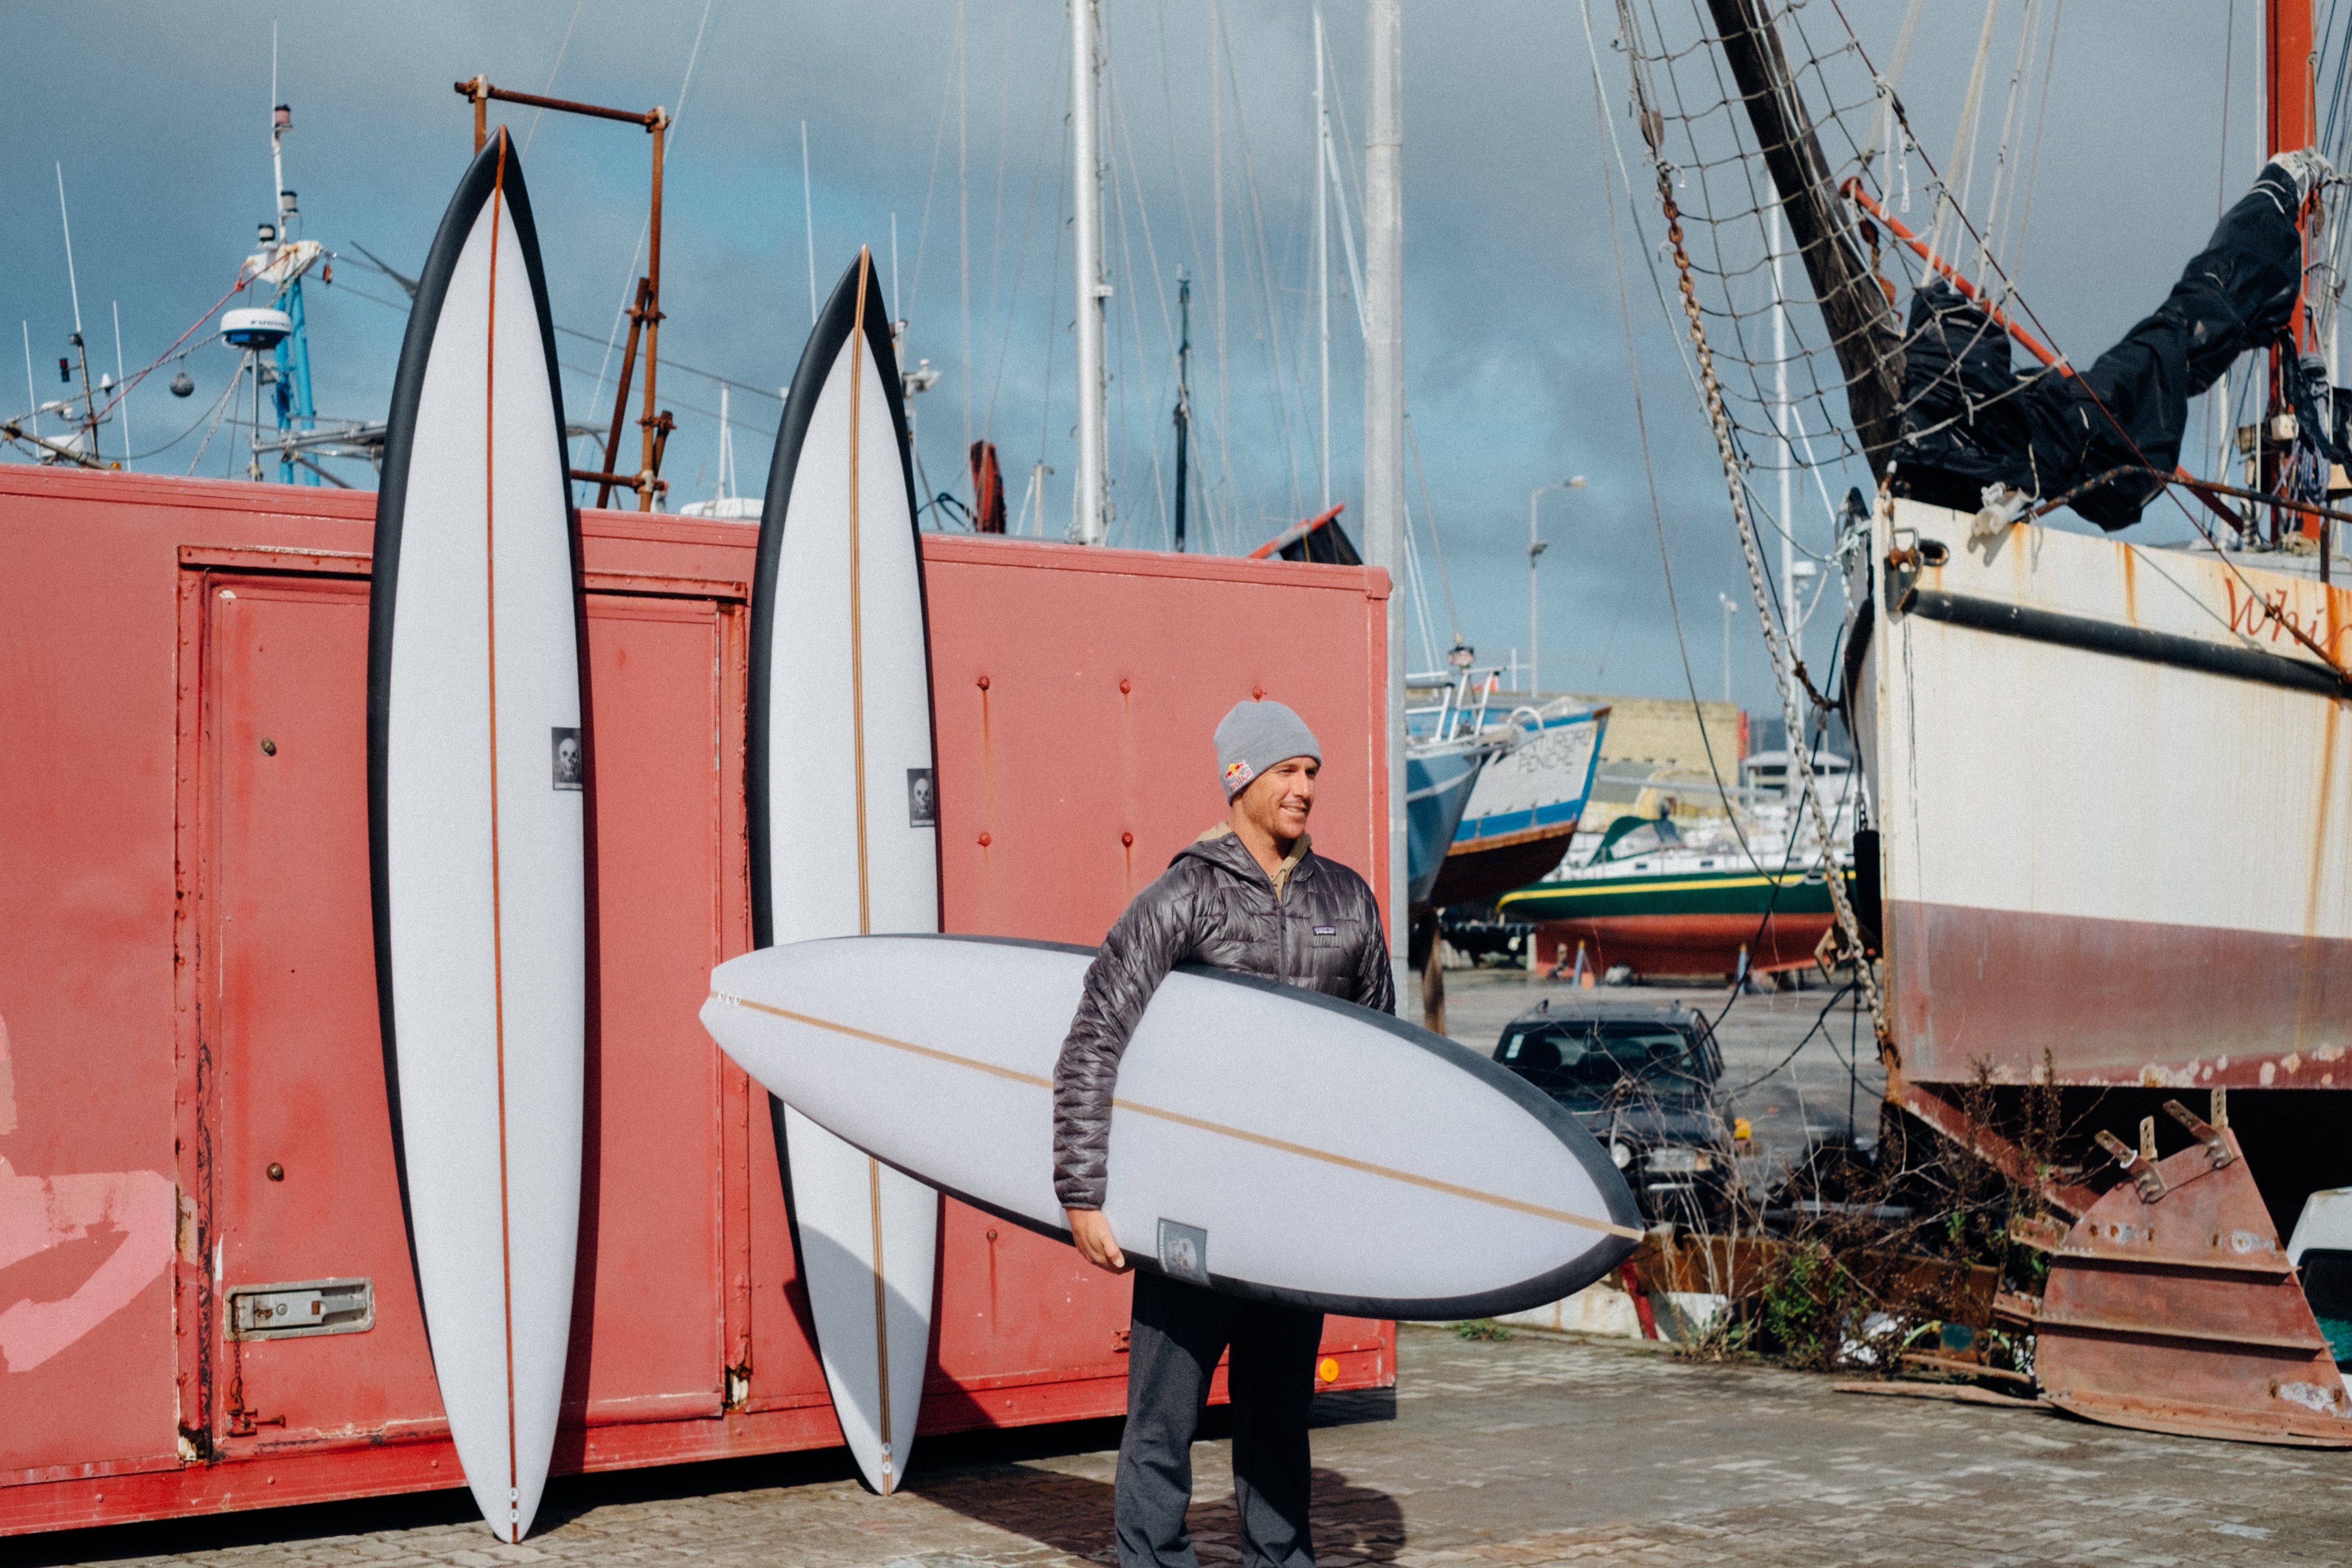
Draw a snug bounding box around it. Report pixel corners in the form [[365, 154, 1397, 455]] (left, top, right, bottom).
[[1, 0, 2283, 712]]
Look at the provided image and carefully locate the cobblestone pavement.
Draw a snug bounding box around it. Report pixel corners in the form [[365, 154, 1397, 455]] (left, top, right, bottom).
[[35, 1326, 2351, 1567]]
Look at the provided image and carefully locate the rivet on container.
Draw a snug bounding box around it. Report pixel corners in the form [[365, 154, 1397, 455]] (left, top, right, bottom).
[[1122, 832, 1135, 847], [1118, 677, 1131, 694], [1252, 685, 1265, 700], [976, 674, 990, 689], [978, 832, 992, 847]]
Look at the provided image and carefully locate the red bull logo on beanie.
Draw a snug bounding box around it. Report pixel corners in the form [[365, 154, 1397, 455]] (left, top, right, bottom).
[[1223, 759, 1254, 793]]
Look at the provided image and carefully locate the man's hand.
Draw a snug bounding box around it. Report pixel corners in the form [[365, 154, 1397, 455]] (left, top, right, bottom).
[[1066, 1207, 1130, 1273]]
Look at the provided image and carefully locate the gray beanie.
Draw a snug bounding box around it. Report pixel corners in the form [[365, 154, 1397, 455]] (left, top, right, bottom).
[[1215, 699, 1322, 799]]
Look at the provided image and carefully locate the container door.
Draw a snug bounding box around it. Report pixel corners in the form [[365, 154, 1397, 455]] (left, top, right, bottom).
[[196, 576, 760, 1459], [565, 592, 746, 1431], [197, 571, 442, 1456]]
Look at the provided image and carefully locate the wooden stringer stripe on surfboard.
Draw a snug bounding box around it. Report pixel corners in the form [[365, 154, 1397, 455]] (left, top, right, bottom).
[[844, 246, 897, 1483], [710, 992, 1643, 1242], [482, 135, 522, 1542]]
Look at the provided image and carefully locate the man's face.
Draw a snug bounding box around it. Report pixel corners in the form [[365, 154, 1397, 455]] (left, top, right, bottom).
[[1239, 756, 1317, 841]]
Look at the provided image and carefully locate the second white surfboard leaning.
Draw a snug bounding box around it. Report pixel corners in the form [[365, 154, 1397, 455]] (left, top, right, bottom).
[[747, 249, 942, 1497]]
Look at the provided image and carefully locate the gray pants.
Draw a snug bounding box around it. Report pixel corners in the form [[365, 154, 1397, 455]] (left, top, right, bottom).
[[1115, 1271, 1324, 1568]]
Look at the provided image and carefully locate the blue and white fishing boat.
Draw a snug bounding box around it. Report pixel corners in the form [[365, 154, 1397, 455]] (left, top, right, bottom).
[[1431, 698, 1609, 908]]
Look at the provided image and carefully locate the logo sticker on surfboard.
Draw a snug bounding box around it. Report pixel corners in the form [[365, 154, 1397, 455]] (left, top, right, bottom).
[[1158, 1219, 1209, 1285], [906, 768, 937, 828], [551, 728, 583, 791]]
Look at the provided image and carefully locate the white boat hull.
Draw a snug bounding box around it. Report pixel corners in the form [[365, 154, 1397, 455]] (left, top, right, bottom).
[[1854, 497, 2352, 1089]]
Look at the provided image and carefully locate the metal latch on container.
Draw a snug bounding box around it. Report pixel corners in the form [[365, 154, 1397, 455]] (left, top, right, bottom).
[[227, 1277, 373, 1340]]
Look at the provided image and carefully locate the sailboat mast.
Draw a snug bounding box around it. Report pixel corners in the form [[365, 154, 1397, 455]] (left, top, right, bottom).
[[2265, 0, 2316, 548], [1365, 0, 1408, 993], [1174, 276, 1192, 551], [1069, 0, 1109, 546], [1315, 6, 1332, 512], [1772, 203, 1798, 722], [1702, 0, 1903, 473]]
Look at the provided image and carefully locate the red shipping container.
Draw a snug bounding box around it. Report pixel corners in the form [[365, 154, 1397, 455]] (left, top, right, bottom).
[[0, 468, 1396, 1536]]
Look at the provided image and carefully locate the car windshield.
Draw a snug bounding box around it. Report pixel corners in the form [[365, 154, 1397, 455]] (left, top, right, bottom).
[[1495, 1020, 1710, 1103]]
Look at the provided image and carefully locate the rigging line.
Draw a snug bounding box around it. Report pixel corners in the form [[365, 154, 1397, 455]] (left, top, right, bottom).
[[1402, 409, 1462, 641], [1209, 0, 1234, 540], [1725, 979, 1858, 1096], [983, 21, 1067, 438], [63, 380, 238, 464], [1582, 0, 1765, 874], [1322, 105, 1371, 340], [1036, 84, 1070, 517], [1859, 0, 1926, 170], [1214, 14, 1307, 523], [1102, 50, 1174, 543], [980, 0, 1018, 428], [326, 281, 779, 446], [2004, 0, 2062, 285], [1653, 147, 1895, 1045], [329, 274, 787, 402], [520, 0, 588, 157], [903, 42, 958, 324], [1321, 24, 1371, 272], [1102, 36, 1133, 544], [184, 353, 245, 476], [81, 271, 252, 429], [587, 0, 721, 430], [1599, 2, 1727, 453], [1400, 505, 1440, 671], [957, 0, 970, 455], [1150, 0, 1208, 281], [1975, 0, 2038, 287], [1106, 49, 1186, 370]]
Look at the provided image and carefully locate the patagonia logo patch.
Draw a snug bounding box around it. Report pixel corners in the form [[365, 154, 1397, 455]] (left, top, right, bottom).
[[1223, 759, 1254, 790], [1313, 926, 1336, 935]]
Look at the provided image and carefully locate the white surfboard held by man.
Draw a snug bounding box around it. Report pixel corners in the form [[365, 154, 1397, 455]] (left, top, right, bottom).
[[1054, 698, 1392, 1568]]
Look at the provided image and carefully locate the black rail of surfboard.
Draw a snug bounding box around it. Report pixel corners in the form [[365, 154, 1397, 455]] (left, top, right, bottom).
[[1896, 587, 2352, 699]]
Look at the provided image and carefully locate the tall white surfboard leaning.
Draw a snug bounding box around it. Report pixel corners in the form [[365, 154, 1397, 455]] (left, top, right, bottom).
[[748, 249, 941, 1497], [702, 936, 1645, 1320], [367, 130, 584, 1544]]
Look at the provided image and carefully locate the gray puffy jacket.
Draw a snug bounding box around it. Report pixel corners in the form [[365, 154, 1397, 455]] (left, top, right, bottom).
[[1052, 826, 1395, 1209]]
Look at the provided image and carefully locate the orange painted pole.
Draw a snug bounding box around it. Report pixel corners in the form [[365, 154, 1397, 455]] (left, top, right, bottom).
[[1842, 180, 2247, 532], [1840, 179, 2064, 373], [1249, 502, 1346, 560]]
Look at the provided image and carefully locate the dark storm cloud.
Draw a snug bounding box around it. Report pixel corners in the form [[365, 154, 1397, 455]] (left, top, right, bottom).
[[3, 0, 2257, 709]]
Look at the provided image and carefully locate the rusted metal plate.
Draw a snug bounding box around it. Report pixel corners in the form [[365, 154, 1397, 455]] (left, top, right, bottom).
[[2034, 1113, 2352, 1446]]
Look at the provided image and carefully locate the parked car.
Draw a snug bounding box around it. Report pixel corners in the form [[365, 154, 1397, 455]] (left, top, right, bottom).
[[1490, 995, 1735, 1225]]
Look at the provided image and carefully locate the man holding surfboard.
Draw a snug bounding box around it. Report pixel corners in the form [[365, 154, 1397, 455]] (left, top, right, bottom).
[[1055, 698, 1392, 1568]]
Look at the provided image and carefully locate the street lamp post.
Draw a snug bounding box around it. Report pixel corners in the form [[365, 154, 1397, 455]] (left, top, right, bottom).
[[1528, 475, 1586, 699], [1718, 592, 1737, 703]]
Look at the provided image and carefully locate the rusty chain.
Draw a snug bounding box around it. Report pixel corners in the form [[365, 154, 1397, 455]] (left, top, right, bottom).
[[1656, 175, 1895, 1065]]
